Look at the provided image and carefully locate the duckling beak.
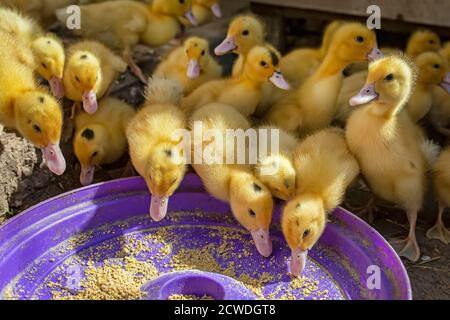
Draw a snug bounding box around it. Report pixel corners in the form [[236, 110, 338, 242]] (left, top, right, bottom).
[[49, 77, 64, 99], [214, 37, 236, 55], [185, 10, 198, 26], [269, 71, 290, 90], [289, 248, 308, 277], [82, 91, 98, 114], [367, 48, 384, 62], [349, 83, 378, 106], [42, 143, 66, 176], [251, 228, 273, 257], [210, 3, 223, 18], [440, 72, 450, 93], [186, 59, 201, 79], [80, 166, 95, 186], [150, 195, 169, 222]]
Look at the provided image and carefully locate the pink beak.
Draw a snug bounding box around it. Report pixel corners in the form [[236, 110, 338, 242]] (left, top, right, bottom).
[[80, 166, 95, 186], [186, 59, 201, 79], [250, 228, 273, 257], [349, 83, 378, 106], [440, 72, 450, 93], [289, 248, 308, 277], [269, 71, 290, 90], [42, 143, 66, 176], [367, 48, 384, 62], [150, 195, 169, 222], [49, 77, 64, 99], [185, 10, 198, 26], [210, 3, 223, 18], [82, 91, 98, 114], [214, 37, 236, 56]]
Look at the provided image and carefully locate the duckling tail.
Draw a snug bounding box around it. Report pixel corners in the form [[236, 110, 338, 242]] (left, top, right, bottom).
[[144, 77, 183, 106]]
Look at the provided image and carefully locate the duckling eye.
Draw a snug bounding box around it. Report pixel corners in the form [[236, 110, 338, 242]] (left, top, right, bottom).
[[433, 64, 441, 69], [260, 61, 268, 67], [33, 124, 42, 133], [384, 73, 394, 81], [248, 209, 256, 217], [75, 76, 80, 83], [429, 39, 435, 44], [201, 50, 205, 56], [303, 229, 310, 238], [355, 36, 365, 43], [274, 188, 280, 192], [41, 62, 47, 69], [179, 0, 184, 3], [92, 151, 98, 158], [242, 30, 249, 36]]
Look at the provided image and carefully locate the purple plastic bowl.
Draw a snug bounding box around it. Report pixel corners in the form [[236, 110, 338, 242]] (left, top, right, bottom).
[[0, 174, 412, 300]]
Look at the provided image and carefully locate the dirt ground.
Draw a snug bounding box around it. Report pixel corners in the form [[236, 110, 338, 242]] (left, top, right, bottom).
[[1, 1, 449, 300]]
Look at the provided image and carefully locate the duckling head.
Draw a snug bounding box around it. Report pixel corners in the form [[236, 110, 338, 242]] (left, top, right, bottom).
[[74, 125, 108, 186], [415, 52, 450, 90], [406, 29, 441, 58], [15, 91, 66, 175], [229, 170, 274, 257], [255, 154, 296, 200], [282, 193, 326, 277], [31, 35, 65, 98], [153, 0, 197, 26], [183, 37, 211, 79], [329, 22, 382, 65], [350, 54, 416, 113], [243, 45, 290, 90], [195, 0, 222, 18], [66, 51, 101, 114], [215, 15, 265, 56], [145, 143, 186, 222]]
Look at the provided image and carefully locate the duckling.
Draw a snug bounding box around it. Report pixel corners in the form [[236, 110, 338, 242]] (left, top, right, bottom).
[[0, 7, 65, 98], [254, 125, 298, 200], [56, 0, 197, 83], [182, 45, 290, 117], [266, 22, 381, 136], [282, 128, 359, 276], [190, 103, 274, 257], [214, 15, 265, 77], [427, 147, 450, 244], [405, 52, 449, 122], [64, 40, 128, 114], [74, 97, 135, 186], [406, 29, 441, 58], [126, 77, 187, 222], [430, 42, 450, 135], [0, 32, 65, 175], [182, 0, 222, 26], [153, 36, 222, 94], [345, 54, 436, 262]]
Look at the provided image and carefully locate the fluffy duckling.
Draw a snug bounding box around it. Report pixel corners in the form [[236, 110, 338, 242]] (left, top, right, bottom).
[[182, 0, 222, 26], [190, 103, 274, 257], [64, 41, 128, 114], [346, 54, 436, 262], [430, 42, 450, 135], [427, 147, 450, 244], [406, 29, 441, 58], [405, 52, 450, 122], [254, 125, 298, 200], [126, 77, 187, 222], [0, 7, 65, 98], [280, 20, 342, 88], [153, 37, 222, 94], [74, 97, 135, 186], [0, 32, 65, 175], [266, 22, 381, 136], [182, 45, 290, 117], [214, 15, 265, 77], [282, 128, 359, 276]]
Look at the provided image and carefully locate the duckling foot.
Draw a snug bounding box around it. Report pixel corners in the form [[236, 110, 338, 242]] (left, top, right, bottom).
[[389, 237, 420, 262], [123, 52, 147, 84], [345, 197, 377, 224], [426, 204, 450, 244]]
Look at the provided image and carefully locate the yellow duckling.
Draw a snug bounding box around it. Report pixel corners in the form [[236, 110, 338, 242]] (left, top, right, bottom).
[[427, 147, 450, 244], [126, 77, 187, 222], [74, 97, 135, 186], [282, 128, 359, 276], [64, 41, 128, 114], [0, 32, 65, 175], [0, 7, 65, 98], [406, 29, 441, 58], [405, 52, 449, 122], [214, 15, 265, 77], [182, 45, 290, 117], [346, 54, 437, 262], [190, 103, 274, 257], [182, 0, 222, 26], [430, 42, 450, 135], [266, 22, 381, 136], [153, 36, 222, 94], [254, 125, 298, 200]]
